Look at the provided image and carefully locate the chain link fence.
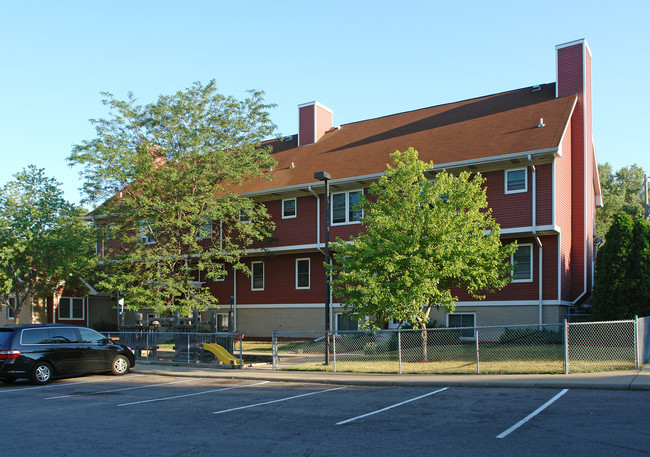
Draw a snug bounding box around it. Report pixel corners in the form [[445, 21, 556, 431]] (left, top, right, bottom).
[[272, 318, 646, 374], [106, 331, 243, 365]]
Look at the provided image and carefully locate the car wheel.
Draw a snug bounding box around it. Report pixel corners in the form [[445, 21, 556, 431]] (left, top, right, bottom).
[[112, 355, 130, 375], [31, 361, 53, 385]]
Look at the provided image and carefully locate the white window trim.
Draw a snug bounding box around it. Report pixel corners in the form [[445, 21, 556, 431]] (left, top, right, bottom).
[[251, 261, 264, 291], [58, 296, 85, 321], [331, 189, 363, 226], [505, 168, 528, 194], [511, 243, 534, 283], [295, 258, 310, 289], [446, 312, 476, 340], [282, 198, 297, 219]]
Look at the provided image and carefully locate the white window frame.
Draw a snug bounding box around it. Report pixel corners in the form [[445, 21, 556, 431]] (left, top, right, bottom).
[[331, 189, 363, 225], [251, 261, 264, 291], [446, 312, 476, 340], [511, 243, 533, 283], [295, 258, 310, 289], [58, 297, 85, 321], [505, 168, 527, 194], [239, 210, 250, 223], [282, 198, 297, 219]]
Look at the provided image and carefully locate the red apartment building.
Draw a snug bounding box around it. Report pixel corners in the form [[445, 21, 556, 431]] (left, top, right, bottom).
[[54, 39, 601, 337]]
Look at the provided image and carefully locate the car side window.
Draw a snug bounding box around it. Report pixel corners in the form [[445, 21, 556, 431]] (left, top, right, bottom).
[[50, 327, 80, 344], [21, 328, 53, 345], [79, 328, 106, 344]]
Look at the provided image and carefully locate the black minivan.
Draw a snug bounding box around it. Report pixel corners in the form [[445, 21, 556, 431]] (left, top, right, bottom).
[[0, 324, 135, 385]]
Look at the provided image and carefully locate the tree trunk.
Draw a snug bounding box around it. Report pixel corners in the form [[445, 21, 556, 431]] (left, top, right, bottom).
[[420, 323, 428, 362]]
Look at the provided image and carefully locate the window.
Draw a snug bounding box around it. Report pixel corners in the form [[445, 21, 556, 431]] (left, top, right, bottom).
[[59, 297, 85, 320], [50, 327, 80, 344], [282, 198, 297, 219], [21, 328, 53, 345], [138, 220, 156, 244], [197, 220, 212, 239], [511, 244, 533, 282], [79, 327, 106, 344], [332, 190, 362, 224], [6, 297, 15, 320], [216, 314, 229, 332], [336, 313, 359, 331], [505, 168, 527, 194], [447, 313, 475, 339], [251, 261, 264, 291], [296, 258, 310, 289], [239, 210, 250, 223]]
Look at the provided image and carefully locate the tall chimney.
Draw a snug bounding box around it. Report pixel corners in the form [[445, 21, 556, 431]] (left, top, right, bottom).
[[556, 38, 595, 299], [298, 101, 333, 146]]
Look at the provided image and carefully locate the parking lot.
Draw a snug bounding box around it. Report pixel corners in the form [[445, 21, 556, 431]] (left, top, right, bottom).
[[2, 372, 649, 457]]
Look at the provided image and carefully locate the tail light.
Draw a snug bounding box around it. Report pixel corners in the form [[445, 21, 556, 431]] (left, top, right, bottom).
[[0, 350, 21, 360]]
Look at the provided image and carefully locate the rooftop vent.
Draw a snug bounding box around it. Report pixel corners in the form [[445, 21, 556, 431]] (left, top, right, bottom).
[[538, 118, 545, 128]]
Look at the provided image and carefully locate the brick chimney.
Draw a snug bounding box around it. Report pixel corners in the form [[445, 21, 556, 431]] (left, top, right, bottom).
[[298, 101, 333, 146]]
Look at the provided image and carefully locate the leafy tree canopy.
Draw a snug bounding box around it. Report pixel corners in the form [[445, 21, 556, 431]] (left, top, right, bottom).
[[328, 148, 516, 330], [68, 81, 278, 315], [597, 163, 646, 238], [0, 166, 97, 324]]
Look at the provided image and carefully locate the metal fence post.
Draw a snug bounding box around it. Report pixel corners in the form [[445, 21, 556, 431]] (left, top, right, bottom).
[[475, 326, 480, 374], [332, 331, 337, 372], [563, 319, 569, 374], [147, 332, 150, 360], [272, 330, 278, 370], [398, 329, 402, 375], [187, 333, 190, 364], [634, 315, 639, 369]]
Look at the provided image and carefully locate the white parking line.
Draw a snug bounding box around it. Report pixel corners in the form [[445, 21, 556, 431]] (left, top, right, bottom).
[[117, 380, 270, 407], [336, 387, 449, 425], [46, 379, 194, 400], [213, 386, 347, 415], [0, 374, 145, 394], [496, 389, 569, 439]]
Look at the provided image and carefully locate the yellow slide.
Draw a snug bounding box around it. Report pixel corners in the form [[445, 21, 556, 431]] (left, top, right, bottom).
[[202, 343, 242, 367]]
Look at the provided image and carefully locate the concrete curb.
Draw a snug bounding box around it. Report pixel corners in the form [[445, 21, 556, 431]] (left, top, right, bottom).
[[132, 361, 650, 391]]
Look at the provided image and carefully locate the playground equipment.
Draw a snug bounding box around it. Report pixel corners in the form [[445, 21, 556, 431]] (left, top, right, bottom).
[[202, 343, 242, 367]]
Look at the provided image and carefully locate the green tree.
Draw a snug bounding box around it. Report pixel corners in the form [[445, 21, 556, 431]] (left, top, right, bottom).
[[597, 163, 646, 238], [68, 81, 277, 315], [329, 149, 516, 357], [593, 212, 650, 320], [0, 166, 97, 324]]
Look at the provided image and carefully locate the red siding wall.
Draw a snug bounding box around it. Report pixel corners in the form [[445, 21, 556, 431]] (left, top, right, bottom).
[[556, 127, 573, 302]]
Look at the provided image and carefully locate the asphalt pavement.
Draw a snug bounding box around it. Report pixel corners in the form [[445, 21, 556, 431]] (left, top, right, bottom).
[[133, 360, 650, 391]]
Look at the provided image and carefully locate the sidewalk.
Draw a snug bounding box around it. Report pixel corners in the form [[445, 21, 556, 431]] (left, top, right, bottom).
[[133, 361, 650, 391]]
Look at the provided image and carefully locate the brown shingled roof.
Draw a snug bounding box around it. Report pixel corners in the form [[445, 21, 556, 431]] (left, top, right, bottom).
[[237, 83, 577, 195]]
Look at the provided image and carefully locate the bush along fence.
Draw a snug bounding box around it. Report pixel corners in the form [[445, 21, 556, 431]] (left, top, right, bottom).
[[106, 331, 243, 366], [271, 317, 650, 375]]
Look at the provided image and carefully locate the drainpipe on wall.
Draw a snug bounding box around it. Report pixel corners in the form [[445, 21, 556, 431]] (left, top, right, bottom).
[[308, 186, 325, 255], [528, 155, 543, 328], [233, 268, 237, 332]]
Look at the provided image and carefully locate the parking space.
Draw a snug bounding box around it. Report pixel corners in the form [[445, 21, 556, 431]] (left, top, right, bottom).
[[2, 373, 649, 456]]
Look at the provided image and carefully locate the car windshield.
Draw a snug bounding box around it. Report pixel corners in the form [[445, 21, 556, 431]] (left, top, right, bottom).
[[0, 329, 14, 348]]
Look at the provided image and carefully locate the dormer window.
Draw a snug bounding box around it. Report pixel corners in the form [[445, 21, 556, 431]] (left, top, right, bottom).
[[505, 168, 527, 194]]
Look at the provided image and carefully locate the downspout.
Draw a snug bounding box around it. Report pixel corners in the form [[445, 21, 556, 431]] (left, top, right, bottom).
[[308, 186, 325, 255], [233, 268, 237, 332], [528, 155, 543, 327]]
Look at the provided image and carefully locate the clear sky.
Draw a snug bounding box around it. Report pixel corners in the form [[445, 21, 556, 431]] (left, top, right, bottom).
[[1, 0, 648, 207]]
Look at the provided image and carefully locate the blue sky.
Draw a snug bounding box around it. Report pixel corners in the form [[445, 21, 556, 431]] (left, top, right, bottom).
[[1, 1, 649, 207]]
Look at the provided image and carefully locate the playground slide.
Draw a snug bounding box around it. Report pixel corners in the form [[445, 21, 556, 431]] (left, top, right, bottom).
[[202, 343, 242, 367]]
